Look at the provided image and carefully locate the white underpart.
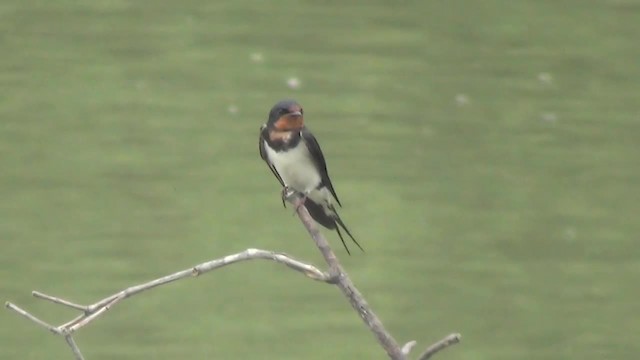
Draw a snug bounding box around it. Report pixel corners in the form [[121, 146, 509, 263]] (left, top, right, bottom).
[[264, 137, 333, 205]]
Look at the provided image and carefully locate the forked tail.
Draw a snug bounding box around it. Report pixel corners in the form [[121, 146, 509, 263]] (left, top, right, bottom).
[[303, 199, 364, 255], [332, 207, 364, 256]]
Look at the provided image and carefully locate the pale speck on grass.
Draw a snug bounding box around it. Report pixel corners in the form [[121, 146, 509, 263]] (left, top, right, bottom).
[[538, 72, 553, 84], [227, 105, 239, 115], [455, 93, 469, 106], [250, 52, 264, 63], [540, 112, 558, 123], [287, 77, 301, 90]]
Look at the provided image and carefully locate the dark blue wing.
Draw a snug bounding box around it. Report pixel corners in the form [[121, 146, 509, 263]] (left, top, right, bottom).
[[300, 127, 342, 207]]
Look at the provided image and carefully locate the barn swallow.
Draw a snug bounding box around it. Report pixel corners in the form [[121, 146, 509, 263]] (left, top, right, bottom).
[[259, 99, 364, 255]]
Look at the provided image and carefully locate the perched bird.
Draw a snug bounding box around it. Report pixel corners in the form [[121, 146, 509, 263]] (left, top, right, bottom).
[[258, 99, 364, 255]]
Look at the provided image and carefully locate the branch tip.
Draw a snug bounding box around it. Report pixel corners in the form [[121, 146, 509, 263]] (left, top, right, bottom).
[[401, 340, 417, 355], [417, 332, 462, 360]]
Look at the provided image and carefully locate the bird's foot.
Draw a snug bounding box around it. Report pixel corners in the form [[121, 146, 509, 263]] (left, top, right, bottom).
[[281, 186, 301, 207], [280, 187, 308, 214], [280, 187, 290, 208]]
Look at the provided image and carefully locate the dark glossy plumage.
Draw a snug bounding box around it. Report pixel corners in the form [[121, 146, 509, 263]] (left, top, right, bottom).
[[258, 100, 363, 255]]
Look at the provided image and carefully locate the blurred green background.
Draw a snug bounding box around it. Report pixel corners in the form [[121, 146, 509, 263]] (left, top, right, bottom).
[[2, 0, 639, 359]]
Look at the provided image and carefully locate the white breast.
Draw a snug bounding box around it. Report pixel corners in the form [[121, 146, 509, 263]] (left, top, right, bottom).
[[264, 139, 321, 193]]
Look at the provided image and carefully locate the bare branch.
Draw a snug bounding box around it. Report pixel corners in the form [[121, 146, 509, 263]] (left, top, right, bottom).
[[64, 335, 85, 360], [5, 249, 331, 358], [68, 294, 124, 333], [286, 191, 461, 360], [4, 301, 61, 335], [6, 197, 461, 359], [287, 192, 406, 359], [32, 291, 87, 312], [417, 333, 462, 360]]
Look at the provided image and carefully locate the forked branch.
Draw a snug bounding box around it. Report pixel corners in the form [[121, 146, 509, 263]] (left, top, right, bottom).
[[5, 249, 332, 360], [286, 192, 460, 359], [5, 195, 461, 359]]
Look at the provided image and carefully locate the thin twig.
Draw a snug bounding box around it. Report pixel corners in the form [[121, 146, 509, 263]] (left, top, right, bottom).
[[5, 249, 331, 358], [64, 335, 85, 360], [287, 192, 462, 360], [4, 302, 60, 334], [32, 291, 87, 312], [68, 295, 124, 333], [417, 333, 462, 360], [5, 213, 462, 359], [287, 193, 405, 359], [59, 314, 89, 330]]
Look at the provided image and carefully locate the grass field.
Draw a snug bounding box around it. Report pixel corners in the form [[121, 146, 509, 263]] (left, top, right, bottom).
[[2, 1, 639, 359]]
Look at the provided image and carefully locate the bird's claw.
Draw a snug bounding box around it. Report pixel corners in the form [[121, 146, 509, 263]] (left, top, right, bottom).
[[281, 186, 300, 208], [280, 187, 308, 215]]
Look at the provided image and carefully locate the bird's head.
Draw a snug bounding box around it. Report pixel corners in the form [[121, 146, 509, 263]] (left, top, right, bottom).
[[267, 99, 304, 131]]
